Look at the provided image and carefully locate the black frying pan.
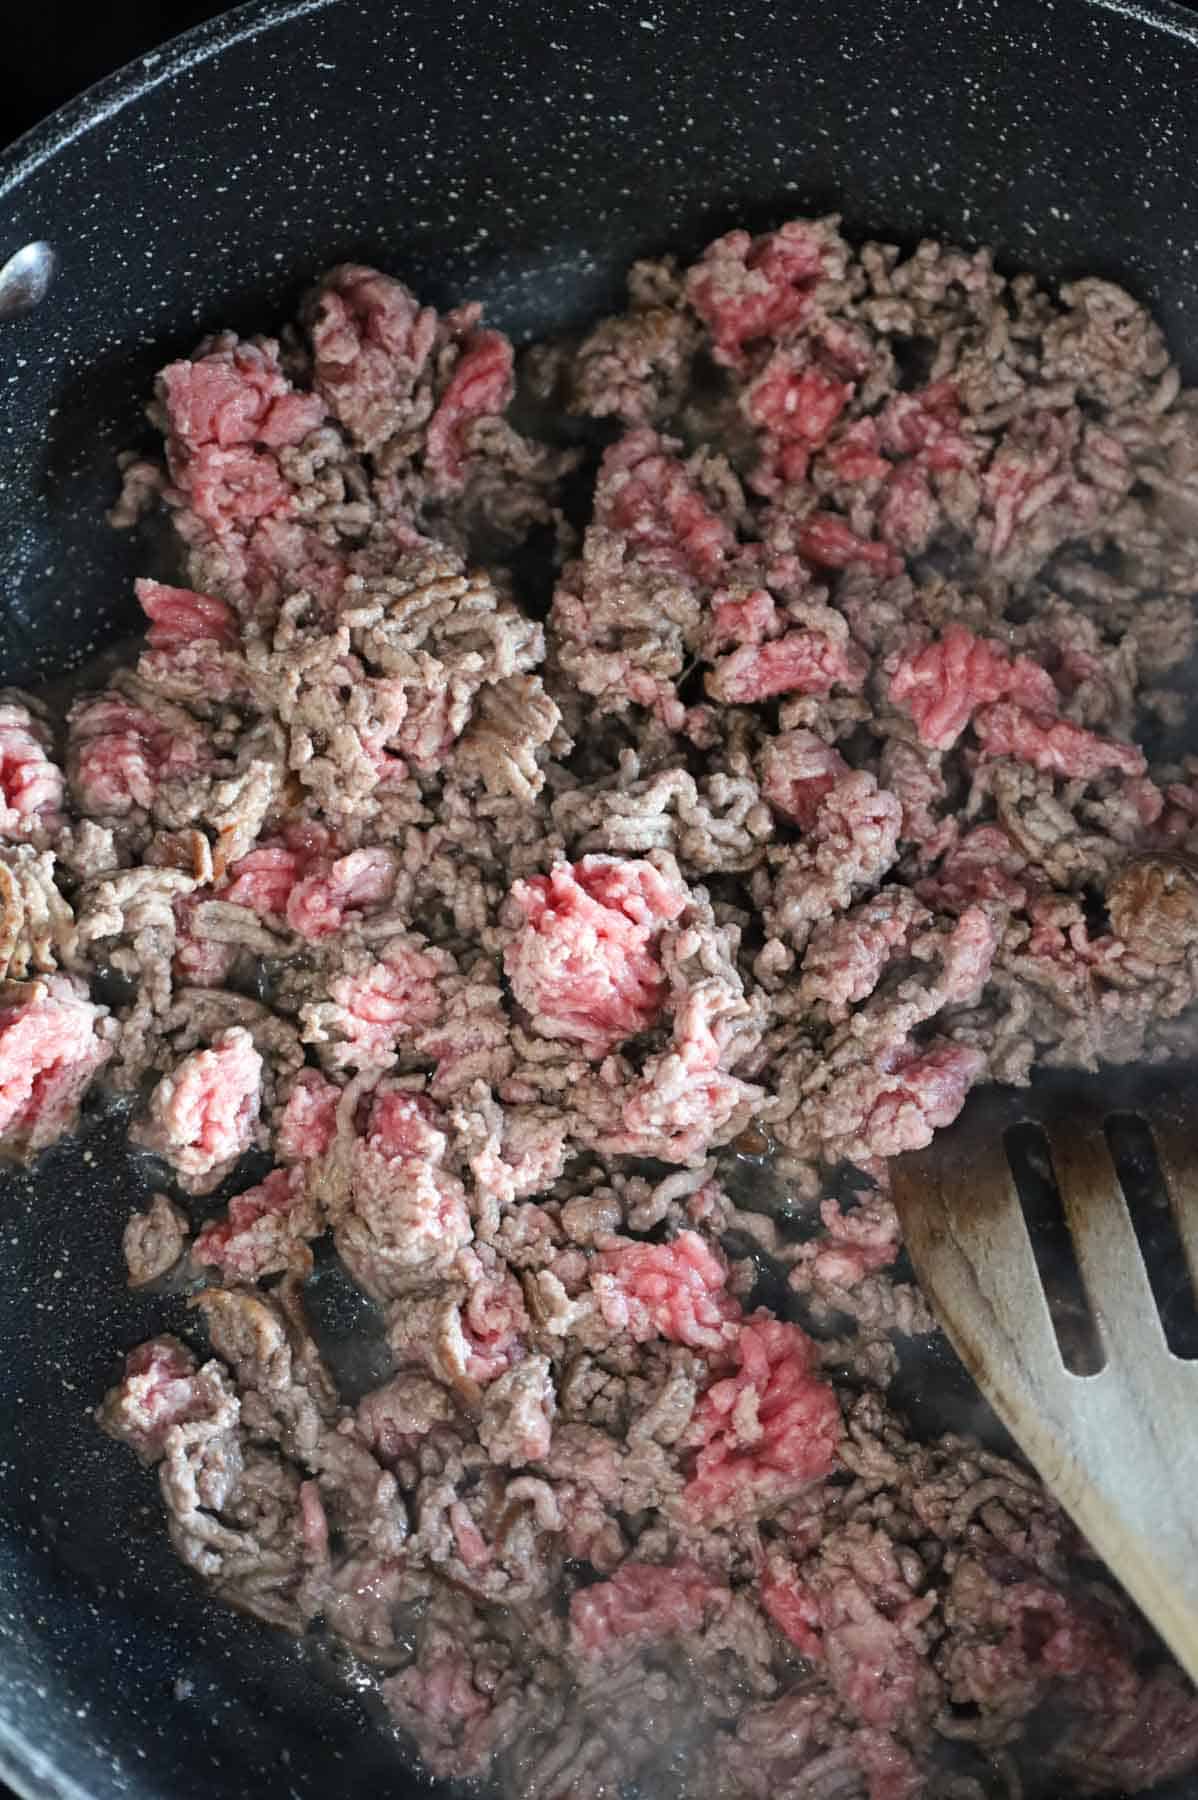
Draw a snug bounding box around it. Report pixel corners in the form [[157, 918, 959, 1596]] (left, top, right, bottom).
[[3, 1, 1198, 1795]]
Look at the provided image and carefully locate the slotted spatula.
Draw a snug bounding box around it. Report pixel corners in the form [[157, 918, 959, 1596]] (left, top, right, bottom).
[[891, 1066, 1198, 1683]]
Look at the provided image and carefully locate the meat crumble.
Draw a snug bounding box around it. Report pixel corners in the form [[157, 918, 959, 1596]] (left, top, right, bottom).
[[3, 219, 1192, 1796]]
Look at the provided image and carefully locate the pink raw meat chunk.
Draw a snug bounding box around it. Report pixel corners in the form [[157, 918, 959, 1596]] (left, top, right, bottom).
[[859, 1039, 987, 1159], [424, 328, 514, 490], [760, 730, 850, 830], [192, 1166, 319, 1280], [824, 417, 890, 484], [707, 628, 868, 705], [220, 833, 396, 941], [745, 352, 851, 446], [599, 986, 763, 1164], [319, 938, 449, 1067], [343, 1089, 474, 1289], [219, 836, 324, 918], [0, 976, 111, 1153], [307, 263, 439, 453], [275, 1069, 341, 1162], [69, 693, 206, 817], [136, 579, 245, 704], [0, 702, 64, 838], [160, 337, 325, 534], [686, 219, 842, 367], [366, 1087, 448, 1160], [592, 1230, 741, 1352], [878, 380, 976, 472], [382, 1651, 497, 1780], [133, 1026, 262, 1194], [460, 1263, 530, 1382], [504, 855, 687, 1058], [570, 1560, 731, 1656], [799, 888, 925, 1018], [745, 350, 852, 498], [285, 848, 398, 940], [97, 1337, 206, 1463], [136, 578, 238, 647], [760, 1558, 823, 1659], [705, 587, 780, 653], [798, 513, 901, 575], [162, 339, 324, 453], [795, 1195, 904, 1291], [889, 624, 1059, 750], [973, 703, 1147, 779], [180, 446, 290, 534], [915, 824, 1031, 913], [595, 429, 736, 589], [684, 1314, 841, 1521]]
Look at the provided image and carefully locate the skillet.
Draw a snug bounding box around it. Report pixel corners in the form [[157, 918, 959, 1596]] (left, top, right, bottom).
[[3, 1, 1198, 1793]]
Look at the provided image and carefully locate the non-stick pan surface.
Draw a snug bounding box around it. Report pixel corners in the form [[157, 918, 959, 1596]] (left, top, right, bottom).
[[3, 1, 1198, 1795]]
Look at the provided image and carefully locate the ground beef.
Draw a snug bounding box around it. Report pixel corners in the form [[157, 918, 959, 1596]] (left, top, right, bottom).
[[503, 855, 687, 1056], [123, 1192, 190, 1287], [0, 845, 77, 981], [888, 623, 1060, 751], [683, 1313, 841, 1521], [67, 682, 211, 823], [324, 1084, 474, 1299], [300, 931, 453, 1071], [570, 1559, 731, 1656], [759, 770, 903, 952], [0, 694, 65, 839], [130, 1025, 263, 1193], [80, 219, 1198, 1800], [591, 1230, 740, 1352], [972, 703, 1146, 779], [0, 975, 112, 1152], [98, 1335, 233, 1464], [759, 728, 849, 829], [305, 263, 440, 455], [192, 1166, 321, 1280], [477, 1355, 556, 1466]]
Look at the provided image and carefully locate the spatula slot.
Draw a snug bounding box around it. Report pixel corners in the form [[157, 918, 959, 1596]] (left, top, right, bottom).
[[1104, 1112, 1198, 1362], [1004, 1121, 1105, 1376]]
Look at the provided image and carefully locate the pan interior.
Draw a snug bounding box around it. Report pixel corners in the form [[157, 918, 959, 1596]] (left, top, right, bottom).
[[3, 2, 1198, 1798]]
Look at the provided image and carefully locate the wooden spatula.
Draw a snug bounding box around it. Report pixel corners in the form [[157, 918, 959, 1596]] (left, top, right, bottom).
[[891, 1066, 1198, 1682]]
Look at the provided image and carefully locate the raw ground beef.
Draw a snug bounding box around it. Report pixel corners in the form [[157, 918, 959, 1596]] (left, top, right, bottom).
[[55, 217, 1198, 1797]]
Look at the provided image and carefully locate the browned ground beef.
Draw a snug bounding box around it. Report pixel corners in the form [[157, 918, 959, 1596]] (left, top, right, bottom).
[[5, 217, 1191, 1798]]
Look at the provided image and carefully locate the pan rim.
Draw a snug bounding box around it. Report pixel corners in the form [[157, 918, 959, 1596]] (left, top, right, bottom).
[[2, 0, 1198, 208], [0, 0, 335, 207], [0, 1722, 93, 1800]]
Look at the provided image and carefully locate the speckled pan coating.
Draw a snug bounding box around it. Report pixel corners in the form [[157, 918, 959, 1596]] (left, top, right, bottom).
[[2, 2, 1198, 1797]]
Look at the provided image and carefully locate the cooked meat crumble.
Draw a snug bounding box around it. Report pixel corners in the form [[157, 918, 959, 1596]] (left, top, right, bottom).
[[6, 215, 1191, 1797]]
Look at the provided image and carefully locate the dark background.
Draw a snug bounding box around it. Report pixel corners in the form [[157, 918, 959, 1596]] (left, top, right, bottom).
[[4, 3, 231, 147]]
